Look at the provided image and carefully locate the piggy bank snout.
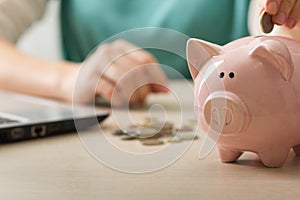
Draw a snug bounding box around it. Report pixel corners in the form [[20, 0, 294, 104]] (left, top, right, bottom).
[[203, 92, 250, 134]]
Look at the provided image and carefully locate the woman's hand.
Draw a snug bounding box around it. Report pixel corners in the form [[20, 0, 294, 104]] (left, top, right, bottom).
[[70, 39, 168, 106], [264, 0, 300, 28]]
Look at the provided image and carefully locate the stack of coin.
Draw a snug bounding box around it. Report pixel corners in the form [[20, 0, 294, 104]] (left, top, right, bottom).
[[112, 117, 199, 146], [150, 121, 173, 136], [174, 126, 198, 141]]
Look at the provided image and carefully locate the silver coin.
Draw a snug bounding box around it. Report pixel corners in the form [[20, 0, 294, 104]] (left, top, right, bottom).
[[112, 129, 125, 136], [162, 122, 173, 130], [188, 118, 198, 125], [143, 117, 159, 124], [176, 131, 198, 140], [260, 11, 274, 34], [123, 128, 139, 137], [150, 121, 173, 130], [160, 129, 173, 136], [120, 135, 137, 140], [136, 127, 160, 138], [176, 125, 194, 132], [124, 127, 158, 138], [167, 136, 182, 143], [141, 139, 164, 146]]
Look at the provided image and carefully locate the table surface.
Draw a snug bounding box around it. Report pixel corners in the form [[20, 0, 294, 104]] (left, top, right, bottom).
[[1, 81, 300, 200]]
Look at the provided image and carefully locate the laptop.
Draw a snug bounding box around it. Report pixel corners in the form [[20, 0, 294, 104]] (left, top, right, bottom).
[[0, 91, 109, 142]]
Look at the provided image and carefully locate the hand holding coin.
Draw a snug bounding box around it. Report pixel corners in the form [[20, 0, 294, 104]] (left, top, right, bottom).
[[263, 0, 300, 29]]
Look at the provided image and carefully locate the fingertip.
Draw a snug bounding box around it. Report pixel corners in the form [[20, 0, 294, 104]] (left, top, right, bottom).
[[266, 1, 278, 15], [136, 54, 158, 67], [286, 0, 300, 29], [286, 17, 296, 28], [151, 84, 169, 93], [274, 11, 286, 25]]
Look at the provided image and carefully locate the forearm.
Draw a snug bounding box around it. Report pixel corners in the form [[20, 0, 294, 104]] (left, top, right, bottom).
[[0, 0, 46, 43], [0, 39, 80, 101]]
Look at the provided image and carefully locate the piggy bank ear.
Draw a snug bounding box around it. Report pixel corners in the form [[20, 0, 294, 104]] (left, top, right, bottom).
[[187, 38, 222, 80], [249, 39, 294, 81]]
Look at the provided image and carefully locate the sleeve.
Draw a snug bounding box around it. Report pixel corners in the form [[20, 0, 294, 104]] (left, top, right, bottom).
[[0, 0, 46, 43], [248, 0, 300, 41], [247, 0, 262, 36]]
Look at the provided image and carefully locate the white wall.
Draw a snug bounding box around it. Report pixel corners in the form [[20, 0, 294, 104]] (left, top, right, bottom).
[[16, 0, 62, 60]]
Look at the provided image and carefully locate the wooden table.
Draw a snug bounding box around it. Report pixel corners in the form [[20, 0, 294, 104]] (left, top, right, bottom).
[[1, 81, 299, 200]]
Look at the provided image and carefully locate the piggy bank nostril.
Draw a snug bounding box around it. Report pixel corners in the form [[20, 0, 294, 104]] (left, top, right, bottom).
[[229, 72, 235, 78], [219, 72, 225, 78], [223, 108, 233, 126]]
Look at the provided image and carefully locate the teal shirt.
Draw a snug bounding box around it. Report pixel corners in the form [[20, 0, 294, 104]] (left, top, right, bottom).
[[61, 0, 250, 78]]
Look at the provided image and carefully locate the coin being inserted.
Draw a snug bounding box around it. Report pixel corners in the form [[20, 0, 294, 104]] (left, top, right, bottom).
[[260, 11, 274, 34]]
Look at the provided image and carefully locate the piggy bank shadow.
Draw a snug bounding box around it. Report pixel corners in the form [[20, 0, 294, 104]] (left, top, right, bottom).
[[227, 151, 300, 170], [224, 152, 264, 168], [216, 151, 300, 182]]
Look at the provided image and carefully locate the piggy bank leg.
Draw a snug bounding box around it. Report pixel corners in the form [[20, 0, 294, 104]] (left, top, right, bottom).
[[218, 146, 243, 163], [259, 149, 290, 168], [292, 145, 300, 156]]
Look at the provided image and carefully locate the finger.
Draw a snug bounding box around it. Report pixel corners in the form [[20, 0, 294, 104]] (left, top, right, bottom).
[[102, 62, 144, 106], [115, 47, 169, 93], [136, 85, 151, 104], [84, 42, 150, 106], [111, 39, 168, 97], [96, 77, 114, 99], [129, 85, 151, 105], [110, 41, 146, 73], [91, 42, 136, 77], [96, 77, 126, 107], [108, 39, 156, 77], [103, 40, 151, 87], [113, 42, 169, 93], [114, 68, 152, 105], [75, 44, 119, 104], [109, 58, 152, 104], [144, 63, 169, 93], [113, 83, 151, 106], [151, 83, 169, 93], [83, 44, 111, 77], [273, 0, 296, 25], [265, 0, 281, 15], [112, 39, 157, 64], [286, 0, 300, 28], [101, 59, 146, 103]]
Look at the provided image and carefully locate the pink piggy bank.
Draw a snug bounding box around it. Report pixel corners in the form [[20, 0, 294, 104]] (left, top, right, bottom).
[[187, 35, 300, 167]]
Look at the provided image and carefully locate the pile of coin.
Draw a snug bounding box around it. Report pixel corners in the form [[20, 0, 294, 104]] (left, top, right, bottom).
[[112, 117, 198, 146]]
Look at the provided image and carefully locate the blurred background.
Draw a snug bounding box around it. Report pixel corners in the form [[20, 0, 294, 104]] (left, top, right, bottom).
[[17, 0, 62, 60]]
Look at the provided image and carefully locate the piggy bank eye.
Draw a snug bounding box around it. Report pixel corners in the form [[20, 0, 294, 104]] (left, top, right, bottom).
[[229, 72, 235, 79], [219, 72, 225, 78]]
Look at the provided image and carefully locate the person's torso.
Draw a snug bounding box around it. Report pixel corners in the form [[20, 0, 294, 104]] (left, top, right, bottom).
[[61, 0, 249, 78]]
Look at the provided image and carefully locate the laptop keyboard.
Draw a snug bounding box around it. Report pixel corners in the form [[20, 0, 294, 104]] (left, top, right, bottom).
[[0, 117, 19, 124]]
